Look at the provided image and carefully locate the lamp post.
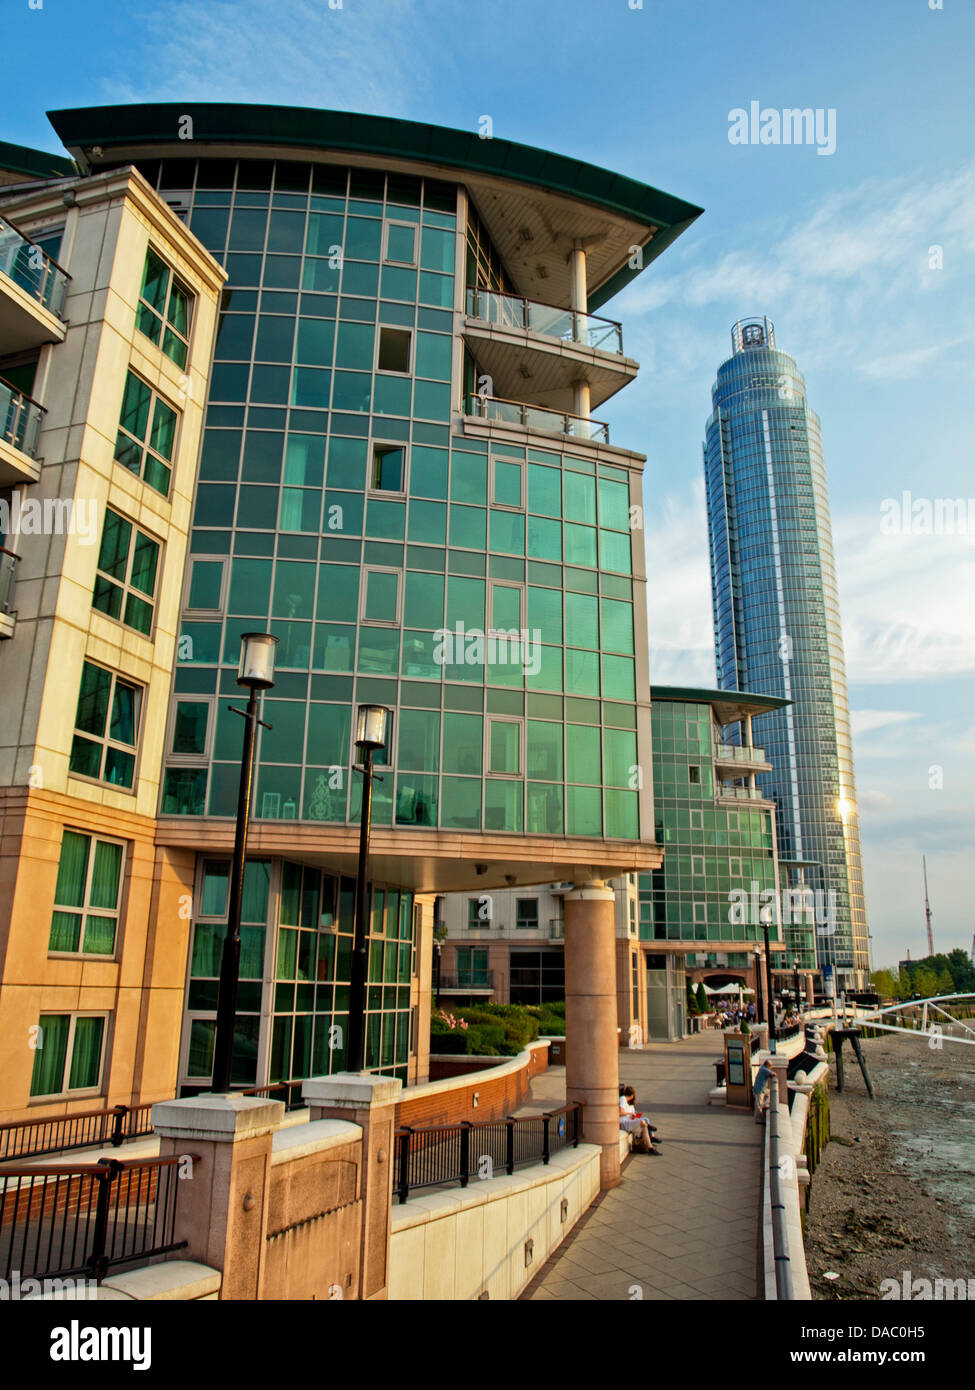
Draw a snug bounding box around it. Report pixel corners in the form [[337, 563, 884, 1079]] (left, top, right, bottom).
[[211, 633, 277, 1093], [347, 705, 389, 1073], [760, 904, 777, 1054], [793, 956, 802, 1012]]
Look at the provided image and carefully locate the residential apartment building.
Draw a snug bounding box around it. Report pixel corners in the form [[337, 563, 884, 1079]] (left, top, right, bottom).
[[0, 105, 701, 1128], [0, 149, 224, 1120], [704, 317, 870, 991]]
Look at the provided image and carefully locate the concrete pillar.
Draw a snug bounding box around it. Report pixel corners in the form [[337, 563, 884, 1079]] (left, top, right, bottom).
[[152, 1093, 284, 1301], [303, 1073, 402, 1301], [569, 244, 588, 322], [412, 891, 436, 1084], [563, 881, 620, 1190], [572, 378, 591, 422]]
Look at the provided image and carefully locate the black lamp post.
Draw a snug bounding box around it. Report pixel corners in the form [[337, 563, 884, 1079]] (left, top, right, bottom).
[[212, 633, 277, 1093], [347, 704, 389, 1074], [793, 956, 802, 1010]]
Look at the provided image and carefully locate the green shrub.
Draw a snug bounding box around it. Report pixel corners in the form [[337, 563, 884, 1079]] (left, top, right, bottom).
[[696, 983, 710, 1013]]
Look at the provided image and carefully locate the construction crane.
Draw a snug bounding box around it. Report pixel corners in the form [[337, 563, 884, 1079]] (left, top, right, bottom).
[[922, 855, 934, 957], [970, 933, 974, 966]]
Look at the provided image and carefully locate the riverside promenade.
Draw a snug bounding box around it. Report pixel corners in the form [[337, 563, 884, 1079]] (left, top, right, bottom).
[[520, 1033, 763, 1300]]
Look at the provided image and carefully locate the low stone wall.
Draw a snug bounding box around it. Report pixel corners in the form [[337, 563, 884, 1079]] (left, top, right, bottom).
[[388, 1141, 600, 1300], [396, 1041, 550, 1130]]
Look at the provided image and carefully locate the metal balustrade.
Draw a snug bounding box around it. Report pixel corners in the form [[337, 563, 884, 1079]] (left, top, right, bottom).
[[466, 287, 624, 355], [466, 393, 609, 443], [0, 214, 69, 317]]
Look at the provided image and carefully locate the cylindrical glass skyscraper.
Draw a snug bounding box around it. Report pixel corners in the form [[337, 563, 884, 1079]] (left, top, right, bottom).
[[703, 317, 870, 991]]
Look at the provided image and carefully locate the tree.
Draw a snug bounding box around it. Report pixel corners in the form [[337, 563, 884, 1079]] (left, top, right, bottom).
[[947, 949, 975, 993], [871, 968, 898, 1000], [696, 983, 710, 1014]]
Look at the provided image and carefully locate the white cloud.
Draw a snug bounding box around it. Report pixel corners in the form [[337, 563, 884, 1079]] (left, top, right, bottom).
[[102, 0, 436, 112], [642, 479, 715, 686], [850, 710, 921, 736]]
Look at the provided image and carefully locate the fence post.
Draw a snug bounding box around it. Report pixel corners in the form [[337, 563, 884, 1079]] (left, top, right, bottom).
[[87, 1159, 121, 1282], [459, 1121, 471, 1188], [110, 1105, 127, 1148], [542, 1113, 551, 1165], [396, 1127, 412, 1204], [505, 1117, 515, 1175]]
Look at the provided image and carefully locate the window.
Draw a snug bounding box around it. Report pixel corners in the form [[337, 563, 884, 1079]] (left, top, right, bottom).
[[692, 856, 705, 876], [468, 896, 490, 929], [384, 221, 417, 266], [29, 1013, 107, 1097], [371, 443, 406, 493], [92, 509, 160, 636], [69, 661, 142, 789], [48, 830, 124, 956], [377, 327, 411, 373], [186, 558, 225, 612], [360, 568, 401, 625], [516, 899, 539, 930], [689, 765, 701, 784], [114, 370, 179, 496], [487, 717, 522, 776], [136, 247, 193, 368], [491, 457, 524, 509], [170, 699, 211, 758]]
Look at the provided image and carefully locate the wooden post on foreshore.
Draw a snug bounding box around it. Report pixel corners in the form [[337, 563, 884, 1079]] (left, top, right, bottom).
[[832, 1028, 875, 1100]]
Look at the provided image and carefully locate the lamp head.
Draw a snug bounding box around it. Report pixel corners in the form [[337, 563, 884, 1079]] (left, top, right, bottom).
[[237, 632, 277, 690], [355, 704, 389, 751]]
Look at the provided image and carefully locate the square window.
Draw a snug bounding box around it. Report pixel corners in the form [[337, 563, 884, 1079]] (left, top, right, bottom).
[[377, 327, 412, 373], [371, 443, 406, 492], [361, 568, 401, 625], [29, 1013, 107, 1097], [92, 508, 160, 637], [491, 458, 523, 509], [516, 899, 539, 930], [136, 246, 194, 369], [689, 765, 701, 784], [48, 831, 124, 957], [487, 717, 522, 776], [114, 369, 179, 497]]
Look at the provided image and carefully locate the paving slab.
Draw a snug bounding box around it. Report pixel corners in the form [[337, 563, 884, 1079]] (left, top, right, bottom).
[[519, 1034, 763, 1302]]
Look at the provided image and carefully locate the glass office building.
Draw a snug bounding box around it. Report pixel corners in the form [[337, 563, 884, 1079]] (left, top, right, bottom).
[[35, 104, 700, 1096], [703, 318, 870, 990]]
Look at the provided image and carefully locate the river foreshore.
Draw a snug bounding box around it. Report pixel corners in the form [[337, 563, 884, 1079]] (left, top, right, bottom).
[[803, 1030, 975, 1300]]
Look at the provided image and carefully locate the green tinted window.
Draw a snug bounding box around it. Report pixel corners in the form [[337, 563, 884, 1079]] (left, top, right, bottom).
[[364, 570, 399, 622], [443, 713, 482, 775]]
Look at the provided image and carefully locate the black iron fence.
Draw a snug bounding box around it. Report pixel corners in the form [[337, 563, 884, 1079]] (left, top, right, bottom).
[[394, 1102, 582, 1203], [0, 1083, 292, 1163], [0, 1152, 198, 1283]]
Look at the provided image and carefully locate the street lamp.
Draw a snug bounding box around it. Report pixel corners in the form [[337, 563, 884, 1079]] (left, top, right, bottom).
[[793, 956, 802, 1011], [211, 633, 277, 1093], [759, 904, 777, 1054], [347, 704, 389, 1073]]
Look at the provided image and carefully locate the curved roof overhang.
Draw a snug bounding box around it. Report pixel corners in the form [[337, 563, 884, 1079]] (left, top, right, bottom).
[[651, 685, 790, 724], [47, 103, 702, 310]]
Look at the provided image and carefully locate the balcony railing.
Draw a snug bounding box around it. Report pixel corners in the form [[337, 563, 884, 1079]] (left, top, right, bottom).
[[716, 785, 766, 801], [466, 287, 624, 355], [0, 214, 69, 318], [466, 393, 609, 444], [0, 376, 45, 458], [713, 742, 768, 765], [438, 972, 494, 991], [0, 546, 18, 615]]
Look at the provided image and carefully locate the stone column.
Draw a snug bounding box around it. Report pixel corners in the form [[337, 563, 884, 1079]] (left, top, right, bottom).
[[152, 1093, 284, 1301], [302, 1073, 402, 1301], [563, 881, 620, 1189], [412, 892, 436, 1083]]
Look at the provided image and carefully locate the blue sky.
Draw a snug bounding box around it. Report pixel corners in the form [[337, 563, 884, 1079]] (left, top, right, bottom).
[[6, 0, 973, 970]]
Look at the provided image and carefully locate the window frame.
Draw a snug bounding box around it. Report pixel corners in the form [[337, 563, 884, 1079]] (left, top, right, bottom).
[[375, 325, 413, 376], [114, 368, 181, 499], [369, 440, 409, 497], [68, 660, 144, 792], [490, 454, 525, 511], [28, 1011, 109, 1101], [485, 714, 524, 779], [382, 219, 419, 268], [92, 506, 162, 638], [515, 897, 539, 931], [359, 565, 403, 627], [135, 244, 195, 368], [183, 556, 228, 615], [488, 579, 525, 632], [47, 829, 126, 960], [166, 695, 215, 763]]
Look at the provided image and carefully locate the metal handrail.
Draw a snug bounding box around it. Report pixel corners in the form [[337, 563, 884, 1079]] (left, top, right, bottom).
[[465, 392, 610, 443], [466, 286, 624, 354]]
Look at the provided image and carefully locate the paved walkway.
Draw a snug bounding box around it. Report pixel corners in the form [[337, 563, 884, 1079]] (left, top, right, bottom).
[[520, 1034, 763, 1300]]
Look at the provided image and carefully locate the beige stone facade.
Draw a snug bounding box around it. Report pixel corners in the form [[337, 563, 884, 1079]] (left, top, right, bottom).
[[0, 166, 224, 1121]]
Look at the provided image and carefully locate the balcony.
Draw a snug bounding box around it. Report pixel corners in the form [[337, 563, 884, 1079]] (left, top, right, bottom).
[[0, 213, 69, 352], [713, 741, 771, 774], [0, 377, 45, 485], [464, 288, 637, 413], [465, 393, 609, 444], [715, 785, 768, 803], [438, 972, 494, 994], [0, 546, 19, 639]]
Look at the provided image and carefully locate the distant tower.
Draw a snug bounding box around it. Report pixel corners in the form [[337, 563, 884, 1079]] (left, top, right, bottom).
[[922, 856, 934, 957], [703, 317, 870, 991]]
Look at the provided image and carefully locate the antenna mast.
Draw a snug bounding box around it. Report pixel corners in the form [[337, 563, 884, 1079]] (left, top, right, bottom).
[[922, 856, 934, 957]]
